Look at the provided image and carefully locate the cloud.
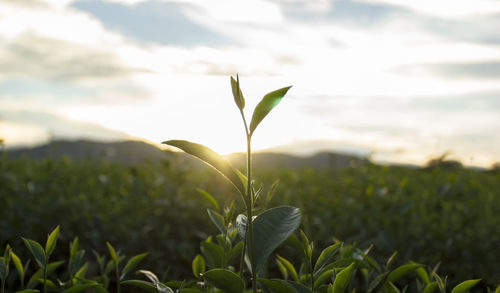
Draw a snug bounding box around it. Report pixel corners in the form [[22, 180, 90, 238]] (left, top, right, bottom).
[[71, 0, 230, 46], [0, 110, 131, 147], [0, 0, 48, 8], [0, 33, 147, 83], [398, 60, 500, 80]]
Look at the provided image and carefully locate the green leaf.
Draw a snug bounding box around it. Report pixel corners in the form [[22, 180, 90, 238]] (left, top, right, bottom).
[[14, 290, 39, 293], [385, 281, 401, 293], [314, 242, 342, 275], [495, 284, 500, 293], [105, 242, 117, 263], [62, 284, 106, 293], [265, 179, 280, 204], [228, 241, 243, 265], [332, 262, 355, 293], [249, 86, 291, 135], [299, 230, 312, 261], [120, 252, 148, 280], [250, 206, 301, 274], [10, 250, 24, 285], [415, 264, 430, 285], [45, 225, 60, 257], [162, 140, 246, 198], [26, 261, 64, 289], [70, 237, 79, 260], [423, 282, 439, 293], [314, 269, 334, 289], [387, 263, 420, 283], [200, 242, 224, 268], [367, 272, 388, 293], [276, 255, 298, 281], [121, 280, 157, 292], [258, 278, 299, 293], [0, 258, 5, 279], [22, 238, 47, 269], [207, 209, 226, 235], [192, 254, 205, 279], [230, 75, 245, 110], [450, 279, 481, 293], [196, 189, 219, 211], [137, 270, 160, 285], [203, 269, 244, 293]]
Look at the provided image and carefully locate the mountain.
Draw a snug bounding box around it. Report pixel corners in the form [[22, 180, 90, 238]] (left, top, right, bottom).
[[4, 139, 364, 169]]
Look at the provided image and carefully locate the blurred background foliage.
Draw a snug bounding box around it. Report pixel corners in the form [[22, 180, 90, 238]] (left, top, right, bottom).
[[1, 149, 499, 287]]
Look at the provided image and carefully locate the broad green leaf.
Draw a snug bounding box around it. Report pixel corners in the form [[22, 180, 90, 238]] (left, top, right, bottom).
[[200, 242, 224, 268], [62, 284, 106, 293], [288, 280, 313, 293], [276, 255, 298, 281], [196, 189, 219, 211], [258, 278, 299, 293], [22, 238, 47, 269], [121, 280, 157, 292], [192, 254, 205, 279], [387, 263, 420, 283], [162, 140, 245, 197], [105, 242, 117, 263], [203, 269, 244, 293], [26, 261, 64, 289], [276, 258, 289, 279], [250, 206, 301, 274], [45, 225, 60, 256], [415, 264, 430, 284], [120, 252, 148, 280], [10, 250, 24, 285], [332, 262, 355, 293], [207, 209, 226, 235], [450, 279, 481, 293], [495, 284, 500, 293], [230, 75, 245, 110], [249, 86, 291, 135], [314, 242, 342, 275], [14, 290, 39, 293], [423, 282, 439, 293]]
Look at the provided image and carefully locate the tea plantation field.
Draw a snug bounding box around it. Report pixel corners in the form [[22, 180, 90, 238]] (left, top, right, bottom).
[[1, 153, 499, 288]]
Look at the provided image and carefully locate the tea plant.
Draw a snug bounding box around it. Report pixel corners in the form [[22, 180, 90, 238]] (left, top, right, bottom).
[[163, 75, 300, 293]]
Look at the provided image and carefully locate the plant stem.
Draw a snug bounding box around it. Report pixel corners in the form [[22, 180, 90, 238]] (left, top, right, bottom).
[[246, 134, 257, 293]]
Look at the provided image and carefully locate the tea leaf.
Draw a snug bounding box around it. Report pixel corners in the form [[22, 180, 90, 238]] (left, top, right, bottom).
[[450, 279, 481, 293], [22, 238, 47, 269], [385, 281, 401, 293], [207, 209, 226, 235], [387, 263, 420, 283], [423, 282, 439, 293], [10, 250, 24, 285], [332, 262, 355, 293], [200, 242, 224, 268], [162, 140, 246, 198], [192, 254, 205, 279], [14, 290, 39, 293], [137, 270, 160, 285], [314, 242, 342, 275], [105, 242, 117, 263], [249, 86, 292, 135], [258, 278, 299, 293], [62, 283, 106, 293], [203, 269, 244, 293], [230, 75, 245, 110], [251, 206, 301, 274], [45, 225, 60, 257], [196, 189, 219, 211], [26, 261, 64, 289], [120, 252, 148, 280], [314, 269, 334, 289], [276, 255, 298, 281], [121, 280, 158, 292]]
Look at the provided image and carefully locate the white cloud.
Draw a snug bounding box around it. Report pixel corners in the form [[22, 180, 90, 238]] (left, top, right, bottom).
[[357, 0, 500, 19]]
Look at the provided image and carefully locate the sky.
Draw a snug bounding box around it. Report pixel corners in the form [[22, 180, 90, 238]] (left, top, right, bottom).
[[1, 0, 500, 167]]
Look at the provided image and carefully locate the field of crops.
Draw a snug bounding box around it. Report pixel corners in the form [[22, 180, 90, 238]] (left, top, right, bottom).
[[1, 152, 500, 291]]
